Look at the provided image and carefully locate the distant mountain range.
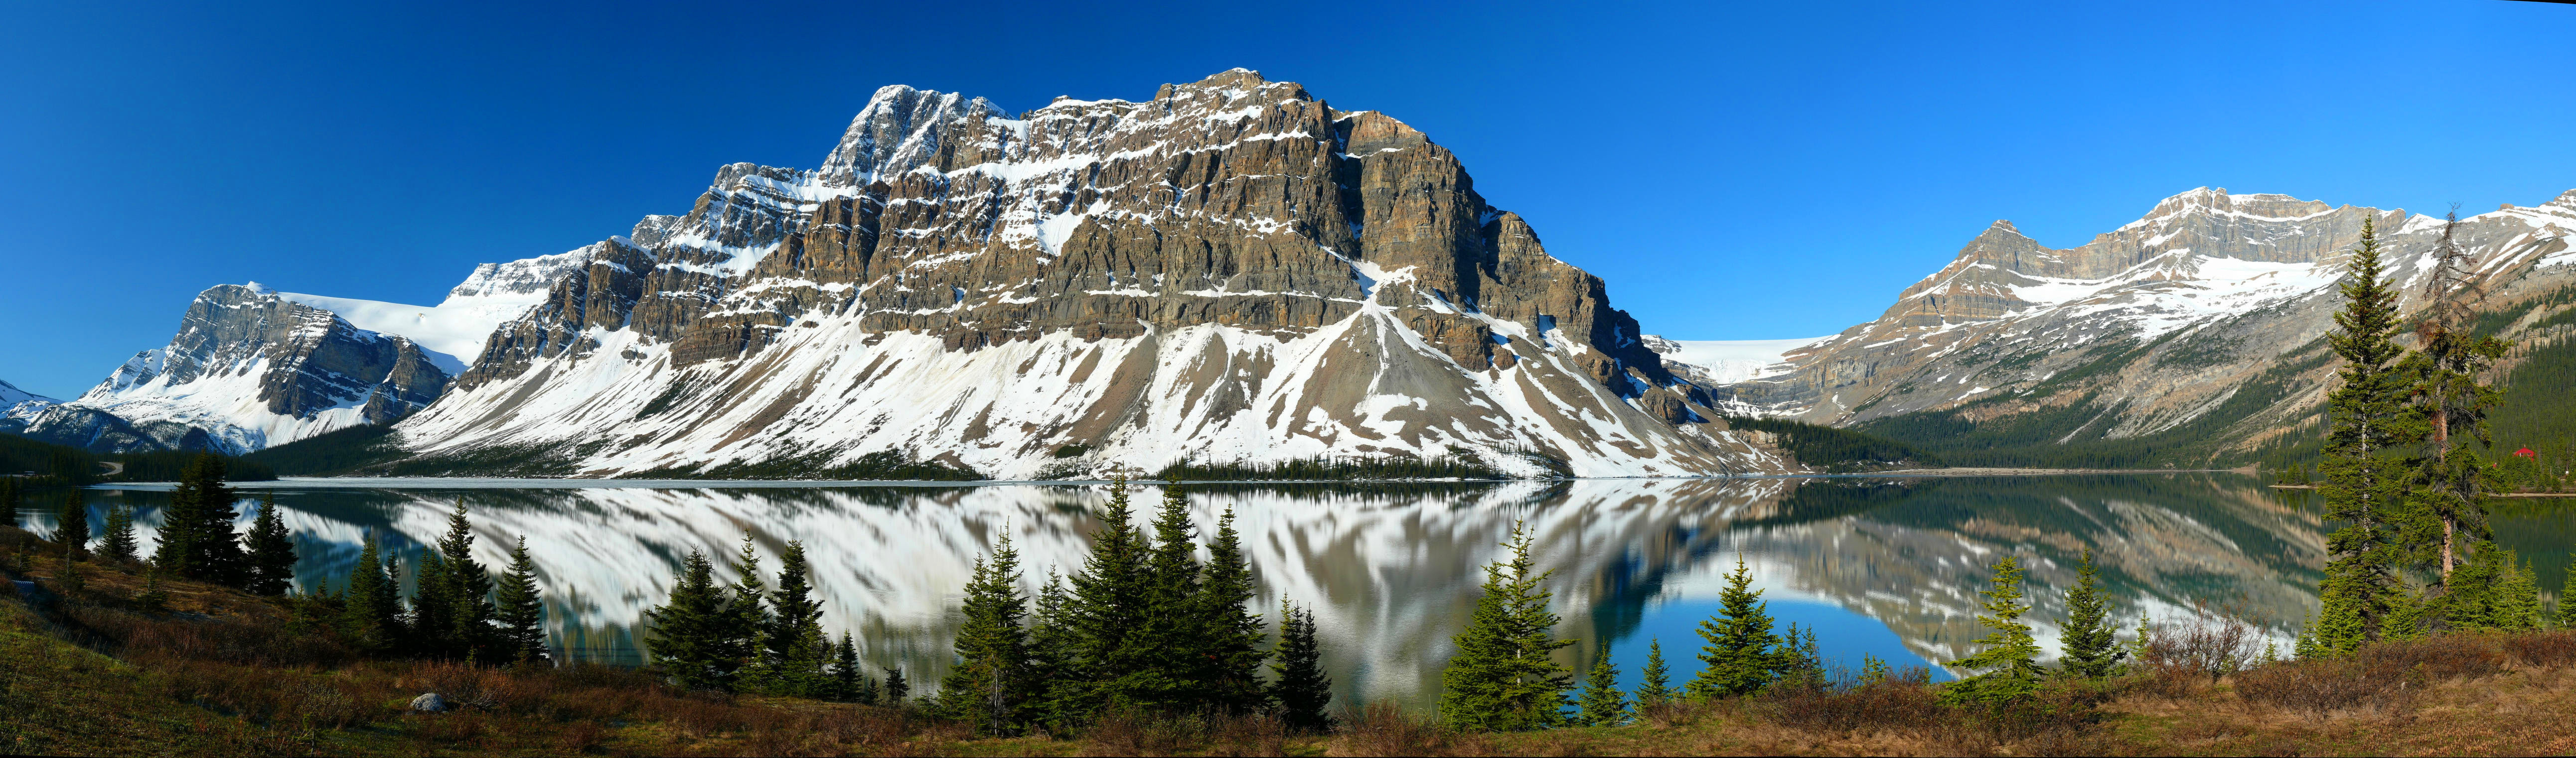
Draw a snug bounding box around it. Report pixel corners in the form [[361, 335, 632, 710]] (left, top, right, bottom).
[[4, 70, 1792, 478], [12, 71, 2574, 477]]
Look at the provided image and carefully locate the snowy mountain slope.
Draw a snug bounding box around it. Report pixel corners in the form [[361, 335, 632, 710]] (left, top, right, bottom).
[[0, 379, 53, 416], [383, 70, 1790, 478], [42, 284, 455, 454], [1719, 186, 2576, 461], [1644, 335, 1831, 385]]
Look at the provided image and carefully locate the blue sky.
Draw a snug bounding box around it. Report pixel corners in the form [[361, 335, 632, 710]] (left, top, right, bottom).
[[3, 0, 2572, 398]]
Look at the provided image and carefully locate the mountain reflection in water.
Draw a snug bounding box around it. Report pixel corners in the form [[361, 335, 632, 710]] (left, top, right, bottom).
[[36, 474, 2529, 710]]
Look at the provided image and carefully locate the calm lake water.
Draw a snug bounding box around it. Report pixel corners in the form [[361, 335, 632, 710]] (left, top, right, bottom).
[[18, 474, 2571, 709]]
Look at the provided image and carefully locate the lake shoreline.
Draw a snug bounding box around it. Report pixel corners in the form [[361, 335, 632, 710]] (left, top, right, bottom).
[[91, 468, 2245, 490]]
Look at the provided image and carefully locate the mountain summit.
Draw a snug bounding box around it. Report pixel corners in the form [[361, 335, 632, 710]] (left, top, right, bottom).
[[33, 70, 1791, 477]]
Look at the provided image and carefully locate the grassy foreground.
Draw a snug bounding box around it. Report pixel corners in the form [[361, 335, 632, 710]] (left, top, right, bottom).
[[7, 522, 2576, 757]]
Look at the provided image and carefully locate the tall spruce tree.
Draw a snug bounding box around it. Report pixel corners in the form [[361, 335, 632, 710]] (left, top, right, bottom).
[[1067, 475, 1152, 711], [492, 535, 548, 664], [1689, 560, 1781, 698], [339, 531, 405, 654], [1574, 657, 1631, 727], [937, 532, 1031, 735], [1269, 599, 1333, 733], [1021, 570, 1083, 731], [55, 490, 89, 560], [1945, 555, 2044, 705], [2436, 542, 2545, 632], [1196, 508, 1268, 713], [1633, 639, 1674, 709], [155, 453, 246, 585], [723, 533, 768, 681], [1104, 480, 1207, 709], [758, 540, 831, 696], [411, 549, 460, 658], [1437, 521, 1575, 732], [1, 476, 19, 528], [884, 666, 909, 702], [2058, 548, 2124, 679], [428, 499, 496, 659], [99, 504, 139, 564], [243, 494, 297, 596], [645, 548, 734, 691], [2316, 217, 2424, 654], [2404, 209, 2511, 582]]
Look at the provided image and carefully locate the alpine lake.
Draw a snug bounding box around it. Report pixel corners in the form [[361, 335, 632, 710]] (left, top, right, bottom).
[[21, 474, 2574, 711]]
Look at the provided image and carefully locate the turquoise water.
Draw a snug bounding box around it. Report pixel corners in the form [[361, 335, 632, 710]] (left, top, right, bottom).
[[19, 474, 2563, 709]]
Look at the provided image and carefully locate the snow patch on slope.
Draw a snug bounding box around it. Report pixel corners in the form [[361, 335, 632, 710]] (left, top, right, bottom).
[[1648, 336, 1832, 383]]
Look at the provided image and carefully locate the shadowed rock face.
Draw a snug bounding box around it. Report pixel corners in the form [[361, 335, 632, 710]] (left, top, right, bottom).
[[1721, 186, 2576, 460], [39, 285, 454, 454], [398, 70, 1781, 478]]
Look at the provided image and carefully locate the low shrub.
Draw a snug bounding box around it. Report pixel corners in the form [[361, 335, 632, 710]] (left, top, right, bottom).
[[1331, 702, 1461, 757], [2502, 629, 2576, 668]]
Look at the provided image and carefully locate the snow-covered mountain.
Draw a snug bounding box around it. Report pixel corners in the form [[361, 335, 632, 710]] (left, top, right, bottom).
[[1644, 335, 1831, 385], [0, 379, 52, 415], [34, 70, 1792, 476], [1719, 187, 2576, 460], [13, 283, 455, 454]]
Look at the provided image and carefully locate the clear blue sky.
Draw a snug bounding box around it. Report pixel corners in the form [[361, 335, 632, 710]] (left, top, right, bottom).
[[4, 0, 2572, 398]]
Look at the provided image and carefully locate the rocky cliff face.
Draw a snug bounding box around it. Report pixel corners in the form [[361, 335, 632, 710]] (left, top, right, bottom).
[[392, 69, 1782, 477], [27, 284, 455, 454], [1722, 187, 2576, 460]]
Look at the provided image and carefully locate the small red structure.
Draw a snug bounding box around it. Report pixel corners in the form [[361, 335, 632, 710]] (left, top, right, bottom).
[[2515, 448, 2537, 459]]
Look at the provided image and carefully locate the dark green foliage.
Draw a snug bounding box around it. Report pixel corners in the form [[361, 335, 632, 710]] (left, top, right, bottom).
[[492, 536, 548, 664], [634, 380, 691, 419], [1437, 521, 1575, 732], [153, 454, 246, 585], [1021, 571, 1081, 730], [1690, 560, 1781, 699], [1944, 555, 2044, 704], [1154, 453, 1509, 481], [235, 422, 407, 476], [1067, 476, 1152, 708], [2488, 329, 2576, 493], [1195, 508, 1269, 713], [1269, 600, 1332, 732], [0, 434, 275, 485], [884, 666, 909, 702], [415, 500, 497, 660], [98, 504, 139, 564], [1, 476, 19, 527], [1050, 444, 1092, 459], [2058, 548, 2124, 679], [937, 533, 1031, 735], [623, 449, 985, 481], [754, 540, 830, 696], [644, 548, 736, 691], [830, 632, 877, 704], [1719, 416, 1934, 471], [1633, 639, 1674, 709], [1574, 657, 1630, 727], [54, 490, 88, 559], [2316, 218, 2422, 655], [242, 495, 296, 596], [2428, 542, 2545, 632], [723, 534, 769, 676], [110, 449, 276, 482], [338, 531, 405, 654]]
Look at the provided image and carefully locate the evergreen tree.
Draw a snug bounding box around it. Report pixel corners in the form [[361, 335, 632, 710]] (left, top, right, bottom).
[[884, 666, 909, 702], [243, 494, 297, 596], [1105, 480, 1207, 709], [99, 504, 139, 564], [1689, 560, 1781, 698], [1066, 474, 1152, 711], [756, 540, 830, 696], [2436, 542, 2545, 632], [722, 533, 768, 681], [1269, 599, 1333, 733], [491, 535, 548, 664], [338, 531, 405, 654], [54, 490, 88, 560], [645, 548, 735, 691], [154, 453, 246, 585], [937, 532, 1031, 735], [434, 499, 496, 659], [2058, 548, 2125, 679], [1633, 639, 1674, 709], [1195, 507, 1268, 713], [1021, 570, 1083, 731], [1574, 657, 1631, 727], [1, 476, 19, 528], [829, 633, 876, 704], [2403, 209, 2511, 581], [2316, 217, 2424, 654], [1944, 555, 2044, 705], [1437, 521, 1575, 732], [411, 549, 460, 658]]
